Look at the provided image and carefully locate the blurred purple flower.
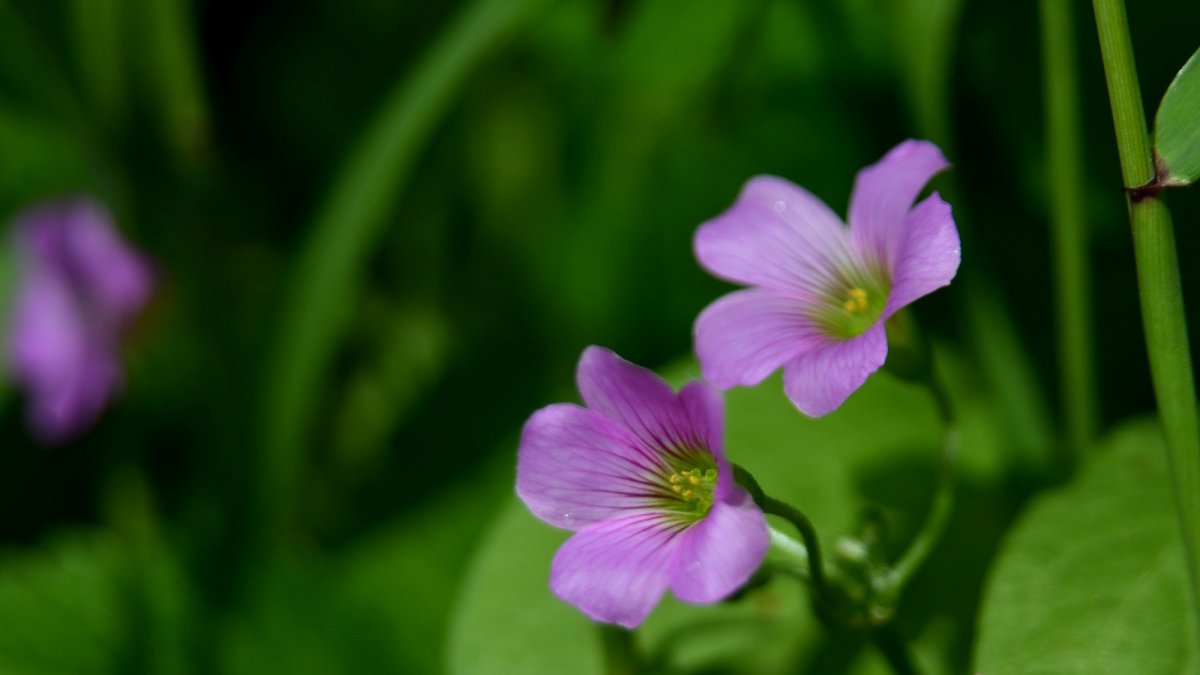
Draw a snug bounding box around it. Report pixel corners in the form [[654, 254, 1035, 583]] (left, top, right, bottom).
[[5, 198, 153, 443], [517, 346, 769, 628], [694, 140, 960, 417]]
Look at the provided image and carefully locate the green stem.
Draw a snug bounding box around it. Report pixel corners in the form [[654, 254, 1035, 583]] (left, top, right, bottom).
[[734, 465, 830, 603], [1092, 0, 1200, 641], [1040, 0, 1097, 457], [598, 625, 639, 675], [761, 495, 831, 603], [889, 369, 957, 589]]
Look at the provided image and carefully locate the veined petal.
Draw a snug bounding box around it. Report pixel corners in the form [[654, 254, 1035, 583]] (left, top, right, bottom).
[[676, 380, 747, 507], [883, 193, 961, 317], [577, 346, 698, 452], [517, 403, 667, 531], [677, 380, 725, 458], [695, 176, 853, 299], [848, 140, 949, 271], [694, 289, 827, 390], [782, 324, 887, 417], [669, 495, 769, 603], [551, 512, 684, 628]]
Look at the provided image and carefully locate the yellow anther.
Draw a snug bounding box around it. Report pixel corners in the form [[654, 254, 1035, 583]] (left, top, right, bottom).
[[682, 490, 695, 500], [669, 474, 680, 484], [671, 484, 682, 493], [688, 474, 701, 486], [842, 287, 870, 314]]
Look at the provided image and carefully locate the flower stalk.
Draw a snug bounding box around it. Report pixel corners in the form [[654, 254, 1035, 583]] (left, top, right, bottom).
[[1091, 0, 1200, 639], [889, 366, 957, 590], [733, 464, 831, 604]]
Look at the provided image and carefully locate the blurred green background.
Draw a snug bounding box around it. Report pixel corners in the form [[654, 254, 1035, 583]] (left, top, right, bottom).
[[0, 0, 1198, 673]]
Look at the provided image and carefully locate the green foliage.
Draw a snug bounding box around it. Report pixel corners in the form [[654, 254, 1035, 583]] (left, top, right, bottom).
[[1154, 46, 1200, 185], [974, 419, 1200, 674], [258, 0, 552, 553], [449, 353, 1012, 674], [0, 533, 126, 674], [0, 0, 1198, 672], [891, 0, 966, 144]]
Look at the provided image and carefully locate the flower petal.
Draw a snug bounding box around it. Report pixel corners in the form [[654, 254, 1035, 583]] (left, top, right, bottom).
[[694, 288, 827, 390], [695, 176, 853, 299], [517, 403, 666, 530], [781, 324, 887, 417], [59, 200, 154, 322], [6, 265, 118, 443], [883, 193, 961, 317], [576, 346, 698, 452], [677, 380, 725, 457], [669, 494, 769, 603], [848, 140, 949, 271], [678, 380, 748, 507], [551, 513, 683, 628]]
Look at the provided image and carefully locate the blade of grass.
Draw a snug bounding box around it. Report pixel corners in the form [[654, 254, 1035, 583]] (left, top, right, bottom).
[[1040, 0, 1097, 457], [257, 0, 550, 548]]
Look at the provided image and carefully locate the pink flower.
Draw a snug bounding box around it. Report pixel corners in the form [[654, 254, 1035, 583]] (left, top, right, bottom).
[[5, 198, 153, 443], [693, 140, 960, 416], [516, 347, 769, 628]]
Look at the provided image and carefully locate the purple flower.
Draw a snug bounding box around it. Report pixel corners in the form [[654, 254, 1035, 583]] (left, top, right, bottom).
[[5, 198, 153, 443], [694, 140, 960, 417], [516, 347, 770, 628]]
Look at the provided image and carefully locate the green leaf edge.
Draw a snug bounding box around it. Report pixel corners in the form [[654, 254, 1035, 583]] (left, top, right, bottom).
[[1154, 45, 1200, 185]]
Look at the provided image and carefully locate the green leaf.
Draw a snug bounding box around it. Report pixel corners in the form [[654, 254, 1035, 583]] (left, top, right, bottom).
[[448, 351, 1012, 675], [974, 419, 1200, 674], [1154, 46, 1200, 185], [0, 533, 125, 674]]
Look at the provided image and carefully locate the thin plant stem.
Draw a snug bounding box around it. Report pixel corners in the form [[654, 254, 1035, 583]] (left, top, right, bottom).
[[1091, 0, 1200, 639], [889, 367, 958, 589], [733, 465, 830, 604], [761, 495, 831, 604], [1040, 0, 1097, 457], [598, 625, 639, 675]]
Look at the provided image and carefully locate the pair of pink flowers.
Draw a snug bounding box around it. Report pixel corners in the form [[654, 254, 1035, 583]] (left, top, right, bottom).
[[517, 140, 961, 627]]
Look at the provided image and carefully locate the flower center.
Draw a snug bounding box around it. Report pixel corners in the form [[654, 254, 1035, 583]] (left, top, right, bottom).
[[666, 467, 718, 513], [841, 287, 870, 314], [815, 273, 890, 340]]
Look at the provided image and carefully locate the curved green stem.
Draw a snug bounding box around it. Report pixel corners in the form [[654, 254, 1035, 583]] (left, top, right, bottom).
[[761, 495, 831, 604], [1092, 0, 1200, 640], [734, 465, 830, 604], [890, 367, 957, 590]]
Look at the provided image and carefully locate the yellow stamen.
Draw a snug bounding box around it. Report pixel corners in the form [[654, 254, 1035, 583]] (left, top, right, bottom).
[[842, 287, 870, 314]]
